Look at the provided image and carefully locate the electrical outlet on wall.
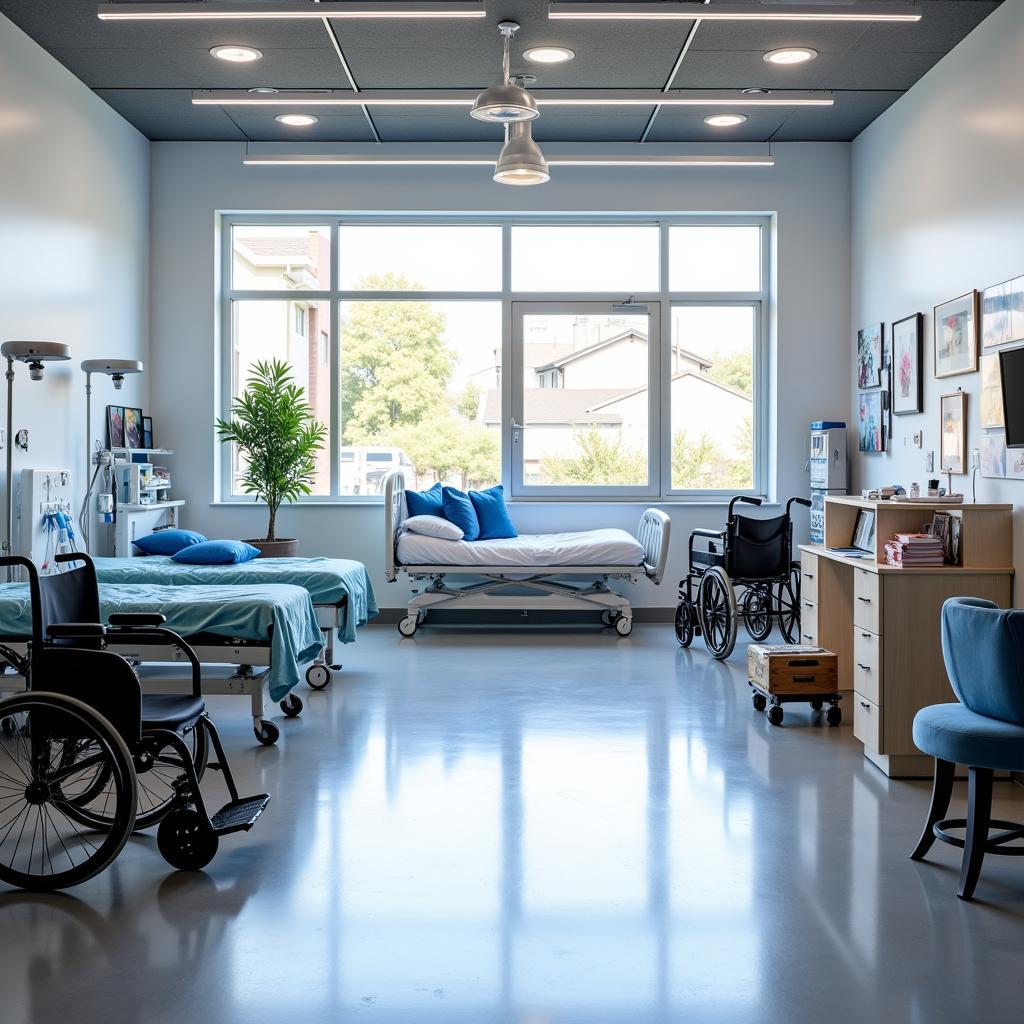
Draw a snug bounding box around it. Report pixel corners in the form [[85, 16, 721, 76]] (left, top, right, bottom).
[[926, 451, 934, 473], [970, 448, 982, 471], [912, 431, 923, 448]]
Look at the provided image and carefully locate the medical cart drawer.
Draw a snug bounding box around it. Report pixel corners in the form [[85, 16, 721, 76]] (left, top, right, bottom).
[[853, 568, 882, 633], [800, 553, 819, 604], [799, 600, 818, 645], [853, 629, 882, 706], [854, 693, 882, 751]]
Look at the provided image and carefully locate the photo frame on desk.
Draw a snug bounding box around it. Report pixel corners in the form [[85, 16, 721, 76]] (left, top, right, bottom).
[[124, 407, 143, 449], [106, 405, 125, 449], [142, 416, 154, 450]]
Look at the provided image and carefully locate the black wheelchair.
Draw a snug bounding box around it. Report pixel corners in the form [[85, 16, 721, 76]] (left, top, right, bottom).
[[0, 554, 269, 891], [675, 496, 811, 660]]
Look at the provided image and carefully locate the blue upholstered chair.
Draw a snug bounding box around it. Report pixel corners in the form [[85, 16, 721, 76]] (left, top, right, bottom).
[[911, 597, 1024, 900]]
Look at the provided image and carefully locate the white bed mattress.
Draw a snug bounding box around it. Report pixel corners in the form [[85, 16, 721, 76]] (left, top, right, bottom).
[[396, 528, 645, 568]]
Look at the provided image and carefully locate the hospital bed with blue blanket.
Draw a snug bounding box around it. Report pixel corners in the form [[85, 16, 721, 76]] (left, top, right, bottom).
[[0, 577, 324, 745], [91, 556, 377, 689]]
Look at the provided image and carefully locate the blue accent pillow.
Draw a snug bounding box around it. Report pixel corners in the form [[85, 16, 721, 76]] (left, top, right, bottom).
[[405, 482, 444, 518], [170, 539, 261, 565], [469, 485, 517, 541], [132, 529, 208, 556], [441, 487, 480, 542]]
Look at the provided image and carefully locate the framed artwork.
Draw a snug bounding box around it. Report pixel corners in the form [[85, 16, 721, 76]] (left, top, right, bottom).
[[852, 509, 876, 554], [124, 407, 143, 449], [1007, 444, 1024, 481], [142, 416, 154, 450], [939, 391, 967, 473], [891, 313, 923, 415], [934, 291, 978, 378], [980, 354, 1004, 428], [1011, 276, 1024, 343], [981, 281, 1011, 349], [857, 323, 883, 388], [858, 390, 885, 452], [106, 405, 125, 449], [980, 431, 1006, 479]]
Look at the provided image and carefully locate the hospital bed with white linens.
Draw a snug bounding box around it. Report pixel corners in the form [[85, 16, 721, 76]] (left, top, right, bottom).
[[384, 471, 670, 635]]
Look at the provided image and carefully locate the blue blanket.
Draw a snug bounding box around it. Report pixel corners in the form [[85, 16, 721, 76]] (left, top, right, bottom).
[[0, 582, 324, 702], [92, 556, 378, 644]]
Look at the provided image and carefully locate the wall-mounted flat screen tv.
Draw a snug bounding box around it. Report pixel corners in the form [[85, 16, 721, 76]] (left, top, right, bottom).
[[1000, 346, 1024, 448]]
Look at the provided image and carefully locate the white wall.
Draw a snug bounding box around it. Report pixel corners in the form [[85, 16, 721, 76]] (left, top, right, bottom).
[[150, 141, 850, 607], [0, 15, 149, 543], [851, 0, 1024, 596]]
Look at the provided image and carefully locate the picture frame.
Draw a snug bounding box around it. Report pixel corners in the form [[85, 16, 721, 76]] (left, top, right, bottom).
[[857, 323, 884, 389], [981, 280, 1012, 350], [980, 354, 1004, 428], [858, 390, 885, 452], [891, 313, 923, 415], [939, 391, 967, 474], [980, 431, 1006, 479], [106, 405, 125, 449], [142, 416, 154, 450], [124, 407, 144, 449], [933, 291, 978, 378], [852, 509, 876, 555], [1011, 276, 1024, 344]]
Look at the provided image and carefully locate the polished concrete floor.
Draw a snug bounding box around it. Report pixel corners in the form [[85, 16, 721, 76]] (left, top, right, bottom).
[[1, 623, 1023, 1023]]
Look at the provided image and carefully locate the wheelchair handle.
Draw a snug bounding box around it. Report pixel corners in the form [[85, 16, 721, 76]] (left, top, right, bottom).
[[787, 496, 813, 514], [0, 556, 42, 643], [728, 495, 762, 517]]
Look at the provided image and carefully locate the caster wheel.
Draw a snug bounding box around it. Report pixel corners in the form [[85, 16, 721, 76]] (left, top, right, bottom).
[[614, 615, 633, 637], [767, 705, 784, 727], [674, 602, 694, 648], [305, 664, 331, 690], [280, 694, 303, 718], [157, 808, 220, 871], [826, 705, 842, 727], [752, 692, 767, 712], [398, 616, 418, 638], [254, 720, 280, 746], [810, 699, 824, 712]]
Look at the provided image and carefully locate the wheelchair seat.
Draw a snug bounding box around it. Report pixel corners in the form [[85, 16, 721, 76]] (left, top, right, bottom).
[[141, 693, 206, 731]]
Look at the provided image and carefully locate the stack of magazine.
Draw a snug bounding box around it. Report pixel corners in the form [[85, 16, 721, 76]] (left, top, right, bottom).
[[884, 532, 945, 567]]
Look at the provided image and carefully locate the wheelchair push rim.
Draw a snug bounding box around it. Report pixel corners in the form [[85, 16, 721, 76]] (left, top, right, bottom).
[[698, 567, 738, 660], [0, 692, 137, 892]]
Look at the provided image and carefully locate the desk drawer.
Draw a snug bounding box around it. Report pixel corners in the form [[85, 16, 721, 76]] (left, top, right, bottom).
[[854, 693, 882, 752], [854, 629, 881, 705], [799, 600, 818, 645], [853, 568, 882, 633], [800, 554, 819, 604]]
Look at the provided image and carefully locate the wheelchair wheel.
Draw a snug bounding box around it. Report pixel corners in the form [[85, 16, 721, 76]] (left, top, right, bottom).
[[776, 562, 802, 644], [674, 600, 695, 648], [698, 567, 738, 660], [0, 692, 137, 892], [742, 585, 773, 642]]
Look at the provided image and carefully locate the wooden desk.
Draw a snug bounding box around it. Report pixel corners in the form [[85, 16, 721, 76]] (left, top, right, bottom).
[[799, 497, 1014, 778]]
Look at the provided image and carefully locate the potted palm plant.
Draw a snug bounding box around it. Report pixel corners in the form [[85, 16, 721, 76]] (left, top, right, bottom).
[[215, 359, 327, 557]]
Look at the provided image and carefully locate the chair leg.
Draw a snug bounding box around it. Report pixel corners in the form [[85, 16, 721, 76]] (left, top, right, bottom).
[[910, 757, 955, 861], [958, 766, 994, 901]]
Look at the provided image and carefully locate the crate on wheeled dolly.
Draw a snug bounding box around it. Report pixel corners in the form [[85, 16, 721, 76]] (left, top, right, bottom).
[[747, 643, 842, 727]]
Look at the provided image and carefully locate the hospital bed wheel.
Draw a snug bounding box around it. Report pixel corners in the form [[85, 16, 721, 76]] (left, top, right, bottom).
[[674, 602, 694, 648], [614, 615, 633, 637], [254, 720, 280, 746], [279, 694, 303, 718], [698, 567, 738, 660], [398, 615, 418, 638], [826, 705, 842, 727], [767, 705, 784, 727], [305, 664, 331, 690], [157, 808, 220, 871], [0, 692, 137, 892]]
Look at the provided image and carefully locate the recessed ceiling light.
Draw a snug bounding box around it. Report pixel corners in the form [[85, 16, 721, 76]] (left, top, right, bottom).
[[763, 47, 818, 66], [523, 46, 576, 65], [742, 88, 772, 95], [276, 113, 319, 126], [210, 44, 263, 63], [248, 87, 279, 94], [704, 113, 748, 127]]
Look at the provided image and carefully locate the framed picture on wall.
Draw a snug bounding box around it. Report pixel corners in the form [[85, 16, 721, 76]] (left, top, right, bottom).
[[859, 390, 885, 452], [980, 354, 1005, 428], [142, 416, 154, 450], [982, 281, 1012, 349], [124, 407, 143, 449], [980, 431, 1006, 479], [939, 391, 967, 473], [857, 323, 883, 388], [934, 291, 978, 378], [891, 313, 923, 415], [106, 406, 125, 449], [1011, 276, 1024, 343]]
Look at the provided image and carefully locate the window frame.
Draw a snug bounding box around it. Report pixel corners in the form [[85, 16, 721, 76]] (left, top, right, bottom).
[[219, 214, 771, 504]]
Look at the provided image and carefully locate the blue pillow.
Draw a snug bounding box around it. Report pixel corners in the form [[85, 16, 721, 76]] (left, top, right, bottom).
[[170, 539, 261, 565], [405, 482, 444, 518], [442, 487, 480, 542], [132, 529, 208, 556], [469, 485, 517, 541]]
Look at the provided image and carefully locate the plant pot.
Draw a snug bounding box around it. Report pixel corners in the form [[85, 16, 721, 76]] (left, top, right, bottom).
[[245, 538, 298, 559]]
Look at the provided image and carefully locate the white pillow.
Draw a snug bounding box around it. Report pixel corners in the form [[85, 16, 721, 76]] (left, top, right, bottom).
[[403, 515, 465, 541]]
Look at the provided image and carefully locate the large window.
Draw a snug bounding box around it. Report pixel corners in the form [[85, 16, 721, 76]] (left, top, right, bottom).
[[221, 218, 768, 501]]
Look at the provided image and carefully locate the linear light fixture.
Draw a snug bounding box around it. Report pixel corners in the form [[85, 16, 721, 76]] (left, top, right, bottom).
[[242, 153, 775, 168], [98, 2, 486, 21], [194, 89, 833, 108], [548, 2, 921, 22]]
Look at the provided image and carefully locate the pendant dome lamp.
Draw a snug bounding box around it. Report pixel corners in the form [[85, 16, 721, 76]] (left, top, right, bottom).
[[470, 21, 539, 123], [494, 120, 550, 185]]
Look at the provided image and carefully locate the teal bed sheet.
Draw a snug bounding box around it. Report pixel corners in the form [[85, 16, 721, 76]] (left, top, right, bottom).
[[92, 556, 378, 644], [0, 582, 324, 702]]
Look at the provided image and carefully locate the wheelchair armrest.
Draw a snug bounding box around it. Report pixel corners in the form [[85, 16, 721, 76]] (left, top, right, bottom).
[[47, 623, 107, 639], [108, 612, 167, 627], [691, 528, 726, 539]]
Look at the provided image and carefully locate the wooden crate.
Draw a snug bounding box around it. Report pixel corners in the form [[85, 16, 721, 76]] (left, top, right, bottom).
[[748, 644, 838, 696]]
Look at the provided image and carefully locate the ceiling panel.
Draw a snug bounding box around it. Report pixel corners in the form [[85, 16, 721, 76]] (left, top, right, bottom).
[[94, 88, 247, 141], [853, 1, 1000, 52], [771, 90, 905, 141], [668, 48, 843, 90], [230, 110, 377, 143]]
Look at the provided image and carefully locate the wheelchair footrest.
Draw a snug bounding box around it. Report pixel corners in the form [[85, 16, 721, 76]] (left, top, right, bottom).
[[210, 794, 270, 835]]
